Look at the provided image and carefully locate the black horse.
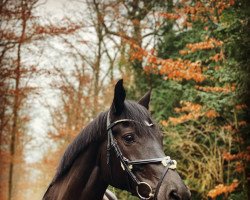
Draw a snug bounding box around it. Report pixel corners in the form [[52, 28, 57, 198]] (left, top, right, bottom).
[[43, 80, 191, 200]]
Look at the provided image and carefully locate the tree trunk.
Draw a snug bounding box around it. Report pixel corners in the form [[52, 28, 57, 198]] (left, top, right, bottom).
[[8, 1, 27, 199]]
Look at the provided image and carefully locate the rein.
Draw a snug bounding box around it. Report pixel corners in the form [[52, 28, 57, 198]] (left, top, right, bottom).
[[106, 112, 177, 200]]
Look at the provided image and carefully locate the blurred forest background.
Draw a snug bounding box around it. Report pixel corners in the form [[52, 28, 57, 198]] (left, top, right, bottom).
[[0, 0, 249, 199]]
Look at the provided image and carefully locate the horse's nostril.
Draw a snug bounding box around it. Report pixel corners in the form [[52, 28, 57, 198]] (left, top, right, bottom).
[[169, 190, 181, 200]]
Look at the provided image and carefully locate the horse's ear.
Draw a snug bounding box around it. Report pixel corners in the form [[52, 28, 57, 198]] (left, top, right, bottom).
[[138, 90, 151, 110], [111, 79, 126, 115]]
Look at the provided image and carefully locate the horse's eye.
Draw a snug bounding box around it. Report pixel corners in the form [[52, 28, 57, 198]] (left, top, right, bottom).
[[122, 134, 135, 144]]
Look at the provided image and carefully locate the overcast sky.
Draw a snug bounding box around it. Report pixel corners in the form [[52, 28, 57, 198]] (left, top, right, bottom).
[[41, 0, 67, 15], [25, 0, 71, 163]]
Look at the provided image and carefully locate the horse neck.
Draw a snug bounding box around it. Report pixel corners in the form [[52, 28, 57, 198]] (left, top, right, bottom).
[[44, 143, 108, 200]]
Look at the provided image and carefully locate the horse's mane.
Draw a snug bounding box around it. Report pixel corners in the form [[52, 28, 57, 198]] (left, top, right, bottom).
[[52, 111, 108, 183], [51, 100, 154, 184]]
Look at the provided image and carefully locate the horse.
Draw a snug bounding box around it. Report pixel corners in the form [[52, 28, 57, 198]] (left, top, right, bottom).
[[43, 79, 191, 200]]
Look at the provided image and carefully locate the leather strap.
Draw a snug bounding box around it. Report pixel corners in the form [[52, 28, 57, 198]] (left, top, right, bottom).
[[106, 111, 177, 200], [153, 165, 170, 200], [126, 157, 171, 165]]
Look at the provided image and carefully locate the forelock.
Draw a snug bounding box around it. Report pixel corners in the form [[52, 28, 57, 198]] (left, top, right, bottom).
[[120, 100, 156, 136]]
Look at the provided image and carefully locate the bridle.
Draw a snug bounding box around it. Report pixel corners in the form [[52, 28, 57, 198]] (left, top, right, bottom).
[[106, 111, 177, 200]]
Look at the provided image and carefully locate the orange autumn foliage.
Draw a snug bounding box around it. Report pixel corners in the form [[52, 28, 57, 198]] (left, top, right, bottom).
[[205, 109, 219, 118], [210, 51, 225, 62], [166, 112, 201, 125], [161, 101, 219, 126], [235, 162, 244, 173], [174, 101, 202, 113], [179, 38, 223, 55], [175, 0, 235, 27], [222, 124, 233, 131], [235, 104, 247, 110], [223, 151, 250, 161], [195, 85, 235, 93], [128, 39, 206, 82], [207, 180, 239, 199], [238, 121, 247, 127], [158, 12, 180, 20], [159, 59, 205, 82]]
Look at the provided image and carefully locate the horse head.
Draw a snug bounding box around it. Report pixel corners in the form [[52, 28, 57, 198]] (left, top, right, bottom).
[[100, 80, 191, 200]]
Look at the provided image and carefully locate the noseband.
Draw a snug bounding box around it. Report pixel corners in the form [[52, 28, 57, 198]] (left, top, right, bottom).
[[106, 112, 177, 200]]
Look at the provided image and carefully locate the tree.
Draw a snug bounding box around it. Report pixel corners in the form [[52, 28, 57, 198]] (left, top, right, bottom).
[[0, 1, 40, 199], [36, 3, 118, 196], [135, 0, 249, 199], [0, 0, 83, 199], [87, 0, 169, 97]]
